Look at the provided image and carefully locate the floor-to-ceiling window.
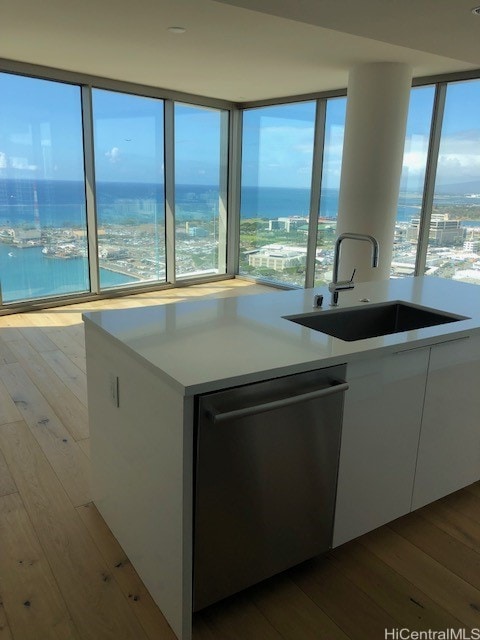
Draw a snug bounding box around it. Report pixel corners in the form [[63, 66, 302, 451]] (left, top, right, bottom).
[[0, 65, 231, 310], [314, 97, 347, 285], [239, 101, 316, 287], [238, 79, 480, 289], [2, 62, 480, 309], [92, 89, 166, 289], [425, 80, 480, 283], [174, 103, 228, 279], [392, 85, 435, 278], [0, 73, 89, 302]]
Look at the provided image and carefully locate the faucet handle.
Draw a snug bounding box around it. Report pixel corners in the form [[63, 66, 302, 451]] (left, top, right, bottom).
[[349, 268, 357, 283]]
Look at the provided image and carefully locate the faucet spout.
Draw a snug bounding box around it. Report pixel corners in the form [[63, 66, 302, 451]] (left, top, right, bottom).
[[329, 232, 379, 306]]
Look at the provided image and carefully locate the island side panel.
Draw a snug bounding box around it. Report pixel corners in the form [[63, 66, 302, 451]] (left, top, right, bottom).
[[85, 323, 193, 640]]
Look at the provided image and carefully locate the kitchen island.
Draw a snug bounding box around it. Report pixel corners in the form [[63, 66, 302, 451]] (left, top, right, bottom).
[[83, 276, 480, 640]]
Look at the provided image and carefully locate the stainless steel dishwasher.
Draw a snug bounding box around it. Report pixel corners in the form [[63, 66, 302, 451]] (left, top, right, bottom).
[[193, 364, 348, 611]]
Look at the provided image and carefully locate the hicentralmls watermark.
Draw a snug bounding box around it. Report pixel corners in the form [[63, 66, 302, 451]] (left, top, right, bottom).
[[385, 630, 480, 640]]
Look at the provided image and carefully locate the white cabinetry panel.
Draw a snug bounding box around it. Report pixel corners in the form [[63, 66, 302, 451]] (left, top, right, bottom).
[[333, 348, 429, 547], [412, 336, 480, 510]]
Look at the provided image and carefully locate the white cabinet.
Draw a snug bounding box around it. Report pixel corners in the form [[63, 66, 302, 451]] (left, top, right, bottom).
[[333, 347, 430, 547], [412, 335, 480, 509]]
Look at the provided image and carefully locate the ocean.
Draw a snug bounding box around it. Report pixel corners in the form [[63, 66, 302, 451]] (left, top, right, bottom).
[[0, 244, 137, 303], [0, 178, 479, 302], [1, 178, 480, 226]]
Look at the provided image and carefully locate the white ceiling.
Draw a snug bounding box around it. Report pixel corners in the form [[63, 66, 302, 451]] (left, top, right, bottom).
[[1, 0, 479, 102]]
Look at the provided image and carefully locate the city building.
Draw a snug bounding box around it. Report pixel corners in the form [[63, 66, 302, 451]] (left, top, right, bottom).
[[11, 228, 42, 246], [406, 214, 466, 246], [248, 244, 307, 271], [464, 239, 480, 252], [268, 216, 309, 232]]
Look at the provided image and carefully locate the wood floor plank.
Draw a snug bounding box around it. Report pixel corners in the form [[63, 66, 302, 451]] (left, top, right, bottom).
[[40, 350, 87, 406], [0, 421, 149, 640], [361, 525, 480, 628], [390, 512, 480, 592], [441, 488, 480, 526], [192, 616, 217, 640], [68, 353, 86, 374], [465, 482, 480, 501], [0, 338, 17, 365], [7, 339, 89, 441], [76, 503, 177, 640], [0, 327, 24, 342], [249, 574, 349, 640], [419, 499, 480, 555], [26, 311, 71, 328], [0, 492, 79, 640], [67, 324, 86, 349], [331, 539, 466, 631], [0, 377, 22, 426], [0, 448, 16, 497], [17, 323, 58, 352], [289, 555, 397, 640], [200, 595, 283, 640], [0, 363, 90, 507], [43, 326, 87, 362], [0, 602, 14, 640], [76, 438, 90, 460]]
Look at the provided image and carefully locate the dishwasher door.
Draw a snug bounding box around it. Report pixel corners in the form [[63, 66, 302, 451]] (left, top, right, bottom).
[[193, 364, 347, 611]]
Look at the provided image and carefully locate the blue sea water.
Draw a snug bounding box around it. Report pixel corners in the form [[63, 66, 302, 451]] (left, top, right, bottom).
[[1, 178, 479, 226], [239, 186, 480, 222], [0, 244, 137, 303]]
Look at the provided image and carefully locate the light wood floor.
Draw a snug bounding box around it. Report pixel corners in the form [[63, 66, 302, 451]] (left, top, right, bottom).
[[1, 278, 480, 640]]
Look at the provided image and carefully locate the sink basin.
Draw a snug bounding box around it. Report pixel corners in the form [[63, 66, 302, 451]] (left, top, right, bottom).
[[284, 301, 469, 342]]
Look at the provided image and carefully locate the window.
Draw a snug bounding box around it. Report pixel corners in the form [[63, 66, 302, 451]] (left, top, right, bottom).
[[393, 85, 435, 278], [314, 97, 347, 285], [92, 89, 166, 289], [174, 103, 228, 279], [240, 101, 316, 287], [426, 80, 480, 284], [2, 61, 480, 309], [0, 73, 88, 302]]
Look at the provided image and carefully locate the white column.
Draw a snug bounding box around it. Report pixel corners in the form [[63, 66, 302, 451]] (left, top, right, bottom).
[[336, 62, 413, 282]]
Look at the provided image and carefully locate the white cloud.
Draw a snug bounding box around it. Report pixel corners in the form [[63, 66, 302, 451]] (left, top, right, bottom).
[[435, 130, 480, 183], [402, 150, 428, 173], [105, 147, 121, 163], [10, 156, 37, 171]]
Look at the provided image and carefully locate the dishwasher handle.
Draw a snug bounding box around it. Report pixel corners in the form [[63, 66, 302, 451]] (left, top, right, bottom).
[[205, 380, 349, 424]]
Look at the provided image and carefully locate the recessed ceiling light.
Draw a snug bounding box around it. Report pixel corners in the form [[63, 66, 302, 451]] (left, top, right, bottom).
[[472, 6, 480, 15], [167, 26, 186, 34]]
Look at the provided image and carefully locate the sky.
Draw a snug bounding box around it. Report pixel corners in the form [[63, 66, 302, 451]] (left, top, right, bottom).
[[0, 71, 480, 191]]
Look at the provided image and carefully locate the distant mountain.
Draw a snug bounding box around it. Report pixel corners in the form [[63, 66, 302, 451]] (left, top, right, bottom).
[[434, 180, 480, 195]]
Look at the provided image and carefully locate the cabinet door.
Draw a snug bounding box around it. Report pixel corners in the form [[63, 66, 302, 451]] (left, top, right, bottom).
[[412, 335, 480, 510], [333, 348, 429, 547]]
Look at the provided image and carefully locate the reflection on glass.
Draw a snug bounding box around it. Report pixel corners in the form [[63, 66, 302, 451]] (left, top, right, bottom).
[[426, 80, 480, 284], [92, 89, 165, 289], [174, 103, 228, 279], [239, 101, 316, 287], [393, 86, 435, 278], [314, 97, 346, 286], [0, 73, 89, 302]]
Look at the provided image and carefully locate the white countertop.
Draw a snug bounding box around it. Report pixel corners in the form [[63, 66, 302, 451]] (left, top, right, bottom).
[[83, 276, 480, 395]]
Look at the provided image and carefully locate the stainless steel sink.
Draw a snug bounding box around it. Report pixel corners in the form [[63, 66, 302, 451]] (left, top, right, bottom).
[[284, 301, 469, 342]]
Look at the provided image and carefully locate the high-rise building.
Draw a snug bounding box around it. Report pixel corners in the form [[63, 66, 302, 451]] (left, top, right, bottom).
[[406, 214, 465, 246]]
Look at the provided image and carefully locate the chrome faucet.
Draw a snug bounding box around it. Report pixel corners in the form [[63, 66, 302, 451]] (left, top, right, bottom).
[[329, 232, 379, 306]]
